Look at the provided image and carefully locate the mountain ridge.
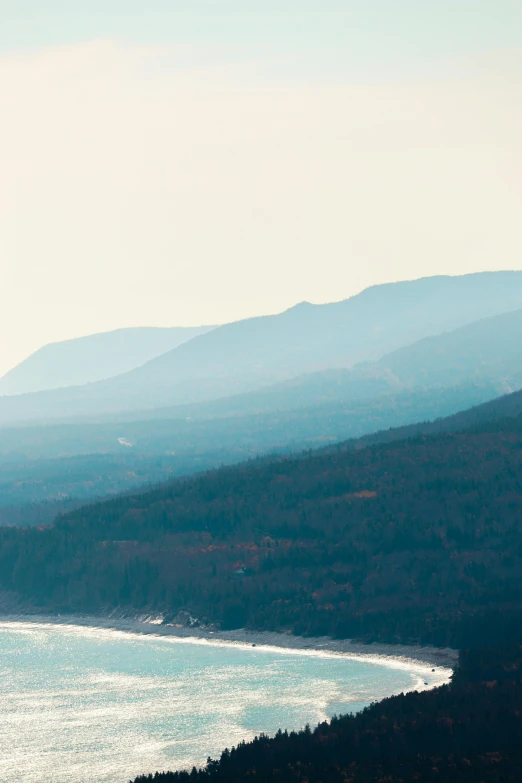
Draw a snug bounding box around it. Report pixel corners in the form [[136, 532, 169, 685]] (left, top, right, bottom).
[[0, 325, 217, 397], [6, 300, 521, 432], [2, 271, 522, 425]]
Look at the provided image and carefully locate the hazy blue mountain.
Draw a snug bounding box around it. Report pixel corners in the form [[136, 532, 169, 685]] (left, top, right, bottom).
[[96, 270, 522, 401], [374, 307, 522, 391], [209, 304, 522, 414], [1, 271, 522, 424], [71, 304, 522, 425], [0, 382, 497, 463], [0, 326, 216, 396]]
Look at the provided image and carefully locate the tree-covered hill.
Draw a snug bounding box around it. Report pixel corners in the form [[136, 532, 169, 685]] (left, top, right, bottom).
[[1, 412, 522, 648], [132, 639, 522, 783]]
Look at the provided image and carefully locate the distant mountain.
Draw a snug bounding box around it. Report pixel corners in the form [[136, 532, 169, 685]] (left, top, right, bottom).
[[2, 301, 522, 465], [0, 326, 216, 396], [1, 271, 522, 424], [6, 371, 522, 495], [62, 303, 522, 426], [191, 303, 522, 417]]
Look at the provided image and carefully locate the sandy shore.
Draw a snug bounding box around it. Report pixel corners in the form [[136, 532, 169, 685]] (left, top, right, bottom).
[[0, 611, 458, 672]]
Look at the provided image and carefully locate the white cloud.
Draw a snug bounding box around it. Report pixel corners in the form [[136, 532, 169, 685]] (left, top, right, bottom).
[[0, 40, 521, 374]]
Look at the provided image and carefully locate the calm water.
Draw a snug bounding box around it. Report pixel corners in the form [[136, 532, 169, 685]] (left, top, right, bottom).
[[0, 621, 448, 783]]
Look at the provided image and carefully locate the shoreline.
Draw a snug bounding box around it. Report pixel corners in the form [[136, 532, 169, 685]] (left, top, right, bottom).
[[0, 611, 458, 672]]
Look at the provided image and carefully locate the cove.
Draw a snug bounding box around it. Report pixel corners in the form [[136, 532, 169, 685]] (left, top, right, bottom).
[[0, 621, 451, 783]]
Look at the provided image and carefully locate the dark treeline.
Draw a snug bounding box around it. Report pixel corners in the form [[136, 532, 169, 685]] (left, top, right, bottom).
[[1, 414, 522, 648], [131, 639, 522, 783]]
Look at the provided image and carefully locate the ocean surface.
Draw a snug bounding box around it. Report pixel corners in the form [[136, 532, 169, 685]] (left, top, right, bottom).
[[0, 621, 447, 783]]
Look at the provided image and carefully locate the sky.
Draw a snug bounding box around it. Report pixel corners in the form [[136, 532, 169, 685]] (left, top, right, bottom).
[[0, 1, 521, 375]]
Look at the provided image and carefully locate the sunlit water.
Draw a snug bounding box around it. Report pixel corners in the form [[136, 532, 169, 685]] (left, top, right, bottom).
[[0, 621, 449, 783]]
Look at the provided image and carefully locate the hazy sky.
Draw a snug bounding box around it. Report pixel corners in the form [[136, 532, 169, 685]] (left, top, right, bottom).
[[1, 1, 521, 375]]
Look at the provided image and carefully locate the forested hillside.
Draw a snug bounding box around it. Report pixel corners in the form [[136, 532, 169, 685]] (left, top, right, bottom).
[[132, 640, 522, 783], [1, 411, 522, 648]]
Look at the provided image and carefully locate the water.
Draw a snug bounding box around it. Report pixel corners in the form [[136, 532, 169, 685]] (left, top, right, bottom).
[[0, 621, 448, 783]]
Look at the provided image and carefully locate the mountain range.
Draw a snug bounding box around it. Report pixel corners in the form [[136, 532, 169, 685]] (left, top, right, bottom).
[[2, 271, 522, 425], [0, 325, 216, 396], [2, 300, 522, 461], [143, 303, 522, 422]]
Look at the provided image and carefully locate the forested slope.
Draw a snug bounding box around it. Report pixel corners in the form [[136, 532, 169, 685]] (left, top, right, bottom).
[[1, 412, 522, 648]]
